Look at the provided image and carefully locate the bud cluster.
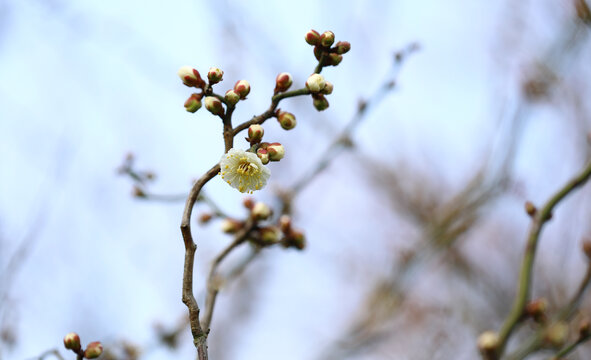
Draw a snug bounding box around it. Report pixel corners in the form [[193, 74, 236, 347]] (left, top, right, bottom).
[[63, 332, 103, 359], [305, 73, 333, 111], [218, 200, 306, 250], [178, 65, 251, 116], [253, 142, 285, 165], [304, 29, 350, 67]]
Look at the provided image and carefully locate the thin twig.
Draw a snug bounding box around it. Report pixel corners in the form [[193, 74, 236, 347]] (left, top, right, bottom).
[[180, 163, 221, 360], [495, 160, 591, 358], [202, 218, 257, 331]]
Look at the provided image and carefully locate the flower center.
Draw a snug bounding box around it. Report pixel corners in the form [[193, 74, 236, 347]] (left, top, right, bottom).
[[237, 160, 257, 175]]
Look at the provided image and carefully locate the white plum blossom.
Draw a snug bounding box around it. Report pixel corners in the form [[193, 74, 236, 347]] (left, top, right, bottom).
[[220, 148, 270, 193]]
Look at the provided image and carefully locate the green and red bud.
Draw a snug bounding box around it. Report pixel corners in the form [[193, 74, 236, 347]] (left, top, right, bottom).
[[204, 96, 225, 116], [207, 67, 224, 84], [247, 124, 264, 143], [275, 72, 293, 92], [322, 82, 334, 95], [328, 53, 343, 66], [320, 31, 335, 47], [305, 29, 321, 45], [83, 341, 103, 359], [267, 142, 285, 162], [184, 93, 202, 113], [178, 66, 205, 88], [63, 332, 81, 352], [224, 89, 240, 106], [313, 94, 329, 111], [277, 111, 296, 130], [335, 41, 351, 54], [233, 80, 251, 99], [256, 147, 270, 164]]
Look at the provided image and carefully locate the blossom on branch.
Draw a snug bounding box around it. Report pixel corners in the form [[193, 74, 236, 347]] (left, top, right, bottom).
[[220, 148, 270, 193]]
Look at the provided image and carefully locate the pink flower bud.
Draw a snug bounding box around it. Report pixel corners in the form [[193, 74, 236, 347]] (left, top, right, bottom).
[[184, 93, 202, 113], [233, 80, 251, 99], [305, 74, 326, 93], [277, 111, 296, 130], [267, 142, 285, 162], [225, 89, 240, 106], [322, 82, 334, 95], [275, 72, 293, 92], [305, 29, 321, 46], [63, 332, 81, 352], [178, 66, 205, 88], [207, 67, 224, 84], [248, 124, 264, 143], [335, 41, 351, 54], [256, 147, 269, 165], [252, 202, 272, 220], [83, 341, 103, 359], [320, 31, 335, 47], [313, 94, 329, 111], [204, 96, 225, 116]]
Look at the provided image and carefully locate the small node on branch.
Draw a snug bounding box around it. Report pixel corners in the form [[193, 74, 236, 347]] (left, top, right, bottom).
[[524, 201, 537, 217]]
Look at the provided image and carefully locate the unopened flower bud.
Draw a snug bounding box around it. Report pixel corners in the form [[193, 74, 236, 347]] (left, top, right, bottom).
[[225, 90, 240, 106], [275, 72, 293, 92], [199, 213, 213, 224], [248, 124, 264, 143], [267, 143, 285, 162], [580, 318, 591, 337], [278, 111, 296, 130], [243, 197, 255, 210], [207, 67, 224, 84], [220, 218, 243, 234], [306, 74, 326, 93], [320, 31, 335, 47], [279, 215, 292, 232], [260, 226, 281, 244], [525, 201, 536, 216], [63, 332, 81, 352], [322, 82, 334, 95], [84, 341, 103, 359], [335, 41, 351, 54], [305, 29, 321, 45], [184, 93, 202, 113], [477, 331, 499, 356], [234, 80, 251, 99], [290, 230, 306, 250], [256, 148, 269, 165], [544, 322, 569, 347], [204, 96, 225, 116], [313, 94, 330, 111], [328, 53, 343, 66], [252, 202, 272, 221], [178, 66, 204, 88], [525, 298, 547, 322]]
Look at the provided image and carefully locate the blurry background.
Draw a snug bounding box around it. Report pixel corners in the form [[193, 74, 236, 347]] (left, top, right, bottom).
[[1, 0, 591, 359]]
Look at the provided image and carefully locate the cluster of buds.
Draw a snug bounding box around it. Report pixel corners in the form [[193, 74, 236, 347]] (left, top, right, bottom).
[[219, 200, 306, 250], [305, 29, 350, 67], [306, 73, 332, 111], [63, 332, 103, 359], [254, 142, 284, 165], [178, 65, 251, 116]]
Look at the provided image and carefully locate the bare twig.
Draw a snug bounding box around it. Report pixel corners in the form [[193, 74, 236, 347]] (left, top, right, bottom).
[[495, 159, 591, 359]]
